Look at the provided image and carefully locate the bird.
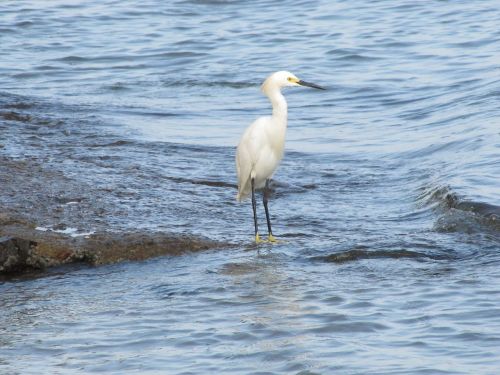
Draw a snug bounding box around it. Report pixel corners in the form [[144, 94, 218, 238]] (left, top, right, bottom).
[[235, 71, 325, 243]]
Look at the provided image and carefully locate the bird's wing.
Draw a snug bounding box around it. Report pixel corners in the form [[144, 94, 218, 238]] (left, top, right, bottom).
[[236, 143, 251, 201], [235, 117, 271, 201]]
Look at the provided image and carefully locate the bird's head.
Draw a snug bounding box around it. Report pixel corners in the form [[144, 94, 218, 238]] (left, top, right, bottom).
[[261, 71, 325, 94]]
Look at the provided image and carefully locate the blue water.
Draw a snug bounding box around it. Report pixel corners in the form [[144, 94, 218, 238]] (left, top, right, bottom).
[[1, 0, 499, 374]]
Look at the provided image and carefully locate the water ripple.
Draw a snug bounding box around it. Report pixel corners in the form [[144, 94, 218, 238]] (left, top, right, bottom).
[[1, 0, 500, 373]]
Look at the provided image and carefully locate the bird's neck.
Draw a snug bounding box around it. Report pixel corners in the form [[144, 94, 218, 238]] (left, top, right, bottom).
[[267, 88, 288, 122]]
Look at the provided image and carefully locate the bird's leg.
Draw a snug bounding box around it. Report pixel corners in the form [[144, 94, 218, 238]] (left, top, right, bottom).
[[251, 178, 263, 243], [263, 179, 277, 242]]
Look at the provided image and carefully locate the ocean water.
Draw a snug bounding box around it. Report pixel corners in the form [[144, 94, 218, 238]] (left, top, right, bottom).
[[1, 0, 499, 374]]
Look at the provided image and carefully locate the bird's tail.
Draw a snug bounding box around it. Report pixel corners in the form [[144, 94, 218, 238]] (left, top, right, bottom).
[[236, 188, 249, 202]]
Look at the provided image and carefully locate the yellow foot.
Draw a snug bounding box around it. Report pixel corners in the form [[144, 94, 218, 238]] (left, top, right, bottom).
[[255, 233, 266, 244], [267, 234, 280, 243], [255, 233, 282, 244]]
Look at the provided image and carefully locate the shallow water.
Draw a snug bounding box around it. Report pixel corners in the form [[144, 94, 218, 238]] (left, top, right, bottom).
[[1, 0, 500, 374]]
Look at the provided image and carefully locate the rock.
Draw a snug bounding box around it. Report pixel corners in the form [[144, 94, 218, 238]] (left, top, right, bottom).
[[82, 232, 220, 265], [0, 111, 31, 122], [0, 236, 43, 273], [0, 224, 226, 277], [0, 155, 230, 277]]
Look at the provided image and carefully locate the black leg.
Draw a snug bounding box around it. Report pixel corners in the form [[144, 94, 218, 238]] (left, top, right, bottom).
[[251, 178, 260, 242], [263, 179, 277, 242], [263, 179, 273, 236]]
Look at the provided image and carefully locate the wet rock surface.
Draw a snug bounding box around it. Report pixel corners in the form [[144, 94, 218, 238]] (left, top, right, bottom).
[[0, 236, 40, 274], [0, 101, 229, 277], [0, 199, 222, 276], [0, 219, 220, 277]]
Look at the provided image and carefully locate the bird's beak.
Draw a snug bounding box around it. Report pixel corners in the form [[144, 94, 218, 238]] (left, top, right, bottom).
[[297, 80, 326, 90]]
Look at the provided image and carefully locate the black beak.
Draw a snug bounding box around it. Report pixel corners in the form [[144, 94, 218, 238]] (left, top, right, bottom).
[[297, 80, 326, 90]]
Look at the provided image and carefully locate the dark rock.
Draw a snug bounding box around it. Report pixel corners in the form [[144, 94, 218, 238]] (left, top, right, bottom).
[[1, 111, 31, 122], [0, 236, 42, 273], [0, 223, 226, 276]]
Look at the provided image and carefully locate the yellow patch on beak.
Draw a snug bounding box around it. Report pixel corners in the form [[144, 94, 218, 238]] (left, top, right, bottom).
[[287, 77, 299, 84]]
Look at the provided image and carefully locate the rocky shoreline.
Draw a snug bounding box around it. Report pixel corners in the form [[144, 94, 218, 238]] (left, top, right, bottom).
[[0, 155, 224, 278], [0, 222, 221, 277], [1, 96, 236, 278]]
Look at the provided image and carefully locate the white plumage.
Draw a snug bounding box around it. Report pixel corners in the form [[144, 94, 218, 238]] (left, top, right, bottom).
[[235, 71, 325, 243]]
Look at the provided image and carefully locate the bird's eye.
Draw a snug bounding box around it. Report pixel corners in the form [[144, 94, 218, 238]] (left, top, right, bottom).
[[287, 77, 292, 81]]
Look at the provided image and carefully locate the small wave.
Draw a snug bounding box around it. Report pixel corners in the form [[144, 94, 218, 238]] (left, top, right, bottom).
[[180, 0, 241, 4], [325, 48, 380, 62], [54, 55, 88, 62], [89, 140, 132, 148], [161, 79, 255, 89], [11, 72, 42, 79], [53, 51, 210, 65], [113, 109, 179, 118], [14, 21, 34, 28], [313, 247, 452, 264], [451, 199, 500, 220], [268, 180, 318, 198], [3, 102, 34, 110], [0, 111, 32, 122], [435, 193, 500, 234], [337, 54, 380, 62], [419, 185, 500, 233], [151, 51, 207, 59], [377, 39, 413, 48], [34, 65, 60, 71], [448, 38, 496, 48], [165, 176, 236, 189], [102, 82, 129, 91], [434, 209, 500, 235], [420, 185, 499, 219]]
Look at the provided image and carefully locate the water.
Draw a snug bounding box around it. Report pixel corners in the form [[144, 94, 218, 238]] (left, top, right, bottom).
[[1, 0, 499, 373]]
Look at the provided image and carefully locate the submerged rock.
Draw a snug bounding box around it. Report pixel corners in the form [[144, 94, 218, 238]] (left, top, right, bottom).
[[81, 232, 219, 265]]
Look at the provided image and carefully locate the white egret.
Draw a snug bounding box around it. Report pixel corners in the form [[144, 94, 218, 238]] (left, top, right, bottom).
[[235, 71, 325, 243]]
